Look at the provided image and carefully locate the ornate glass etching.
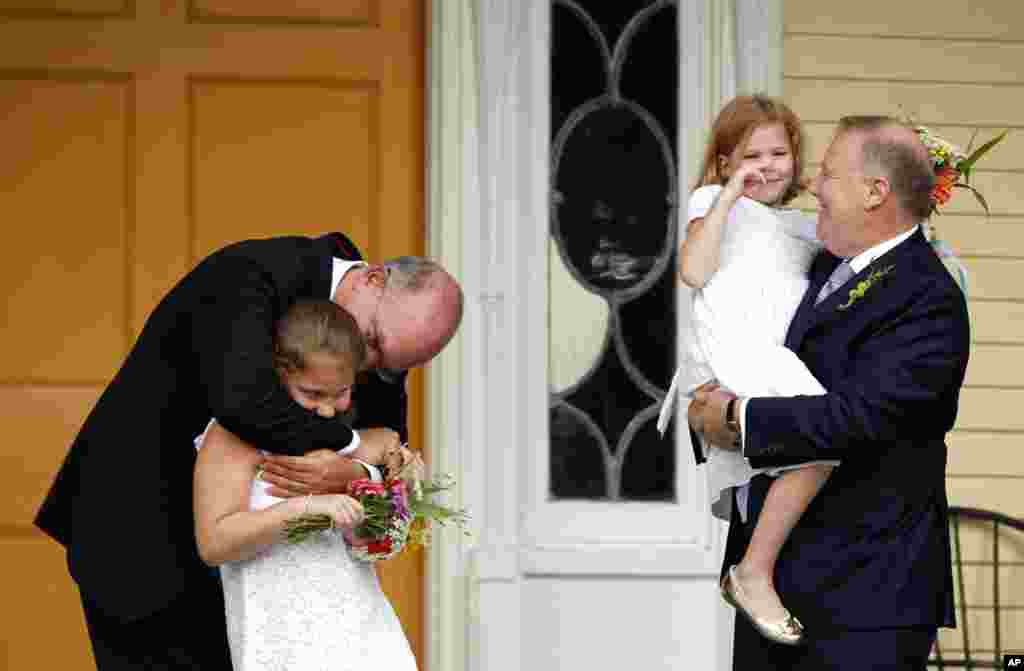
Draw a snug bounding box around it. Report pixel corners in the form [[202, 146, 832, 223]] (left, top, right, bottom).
[[549, 0, 678, 501]]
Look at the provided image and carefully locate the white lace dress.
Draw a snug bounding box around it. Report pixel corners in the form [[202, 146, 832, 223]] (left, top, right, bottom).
[[196, 425, 418, 671], [661, 185, 835, 520]]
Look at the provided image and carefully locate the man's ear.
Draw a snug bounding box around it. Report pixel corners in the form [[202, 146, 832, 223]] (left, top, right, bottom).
[[864, 175, 890, 210], [364, 264, 388, 287]]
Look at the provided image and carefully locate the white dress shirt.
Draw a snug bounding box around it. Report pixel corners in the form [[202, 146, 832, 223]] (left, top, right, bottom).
[[331, 258, 384, 482]]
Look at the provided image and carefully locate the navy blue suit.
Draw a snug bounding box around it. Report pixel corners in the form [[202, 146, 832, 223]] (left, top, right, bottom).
[[35, 233, 409, 669], [726, 229, 968, 668]]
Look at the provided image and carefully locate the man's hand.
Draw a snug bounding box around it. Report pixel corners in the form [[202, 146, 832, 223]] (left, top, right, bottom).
[[261, 449, 361, 498], [688, 383, 740, 450], [354, 427, 402, 465]]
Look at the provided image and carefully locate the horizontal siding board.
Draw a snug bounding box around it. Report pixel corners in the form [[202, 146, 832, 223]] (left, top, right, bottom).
[[802, 123, 1023, 173], [951, 564, 1024, 608], [964, 345, 1024, 388], [955, 171, 1024, 216], [946, 475, 1024, 518], [785, 0, 1024, 41], [956, 388, 1024, 432], [946, 431, 1024, 477], [786, 35, 1024, 84], [936, 609, 1024, 655], [932, 216, 1024, 258], [959, 258, 1024, 301], [946, 516, 1024, 564], [785, 78, 1024, 129], [969, 302, 1024, 344]]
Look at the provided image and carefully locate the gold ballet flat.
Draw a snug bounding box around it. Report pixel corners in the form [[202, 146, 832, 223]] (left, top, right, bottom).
[[720, 565, 805, 646]]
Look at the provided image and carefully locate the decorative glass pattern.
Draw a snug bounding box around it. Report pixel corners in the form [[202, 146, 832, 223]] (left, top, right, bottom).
[[549, 0, 678, 501]]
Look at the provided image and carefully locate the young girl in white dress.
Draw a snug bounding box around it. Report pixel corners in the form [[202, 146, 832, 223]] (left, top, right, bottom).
[[193, 299, 417, 671], [659, 95, 835, 646]]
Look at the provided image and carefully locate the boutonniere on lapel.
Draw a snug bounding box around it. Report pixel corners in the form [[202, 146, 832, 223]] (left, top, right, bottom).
[[837, 264, 895, 311]]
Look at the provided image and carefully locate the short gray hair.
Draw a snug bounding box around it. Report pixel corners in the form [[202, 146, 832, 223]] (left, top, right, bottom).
[[838, 116, 935, 221], [382, 256, 446, 294]]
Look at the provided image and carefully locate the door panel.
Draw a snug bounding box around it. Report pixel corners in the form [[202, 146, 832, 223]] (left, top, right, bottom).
[[0, 1, 425, 668]]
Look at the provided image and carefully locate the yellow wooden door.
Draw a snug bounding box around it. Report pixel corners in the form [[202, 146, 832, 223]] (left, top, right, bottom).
[[0, 1, 426, 668]]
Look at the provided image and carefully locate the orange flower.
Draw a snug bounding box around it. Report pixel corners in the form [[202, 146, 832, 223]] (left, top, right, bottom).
[[932, 166, 958, 206]]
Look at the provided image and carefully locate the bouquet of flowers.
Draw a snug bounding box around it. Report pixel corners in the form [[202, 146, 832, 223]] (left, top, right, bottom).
[[284, 446, 469, 562], [913, 124, 1008, 294], [914, 125, 1007, 218]]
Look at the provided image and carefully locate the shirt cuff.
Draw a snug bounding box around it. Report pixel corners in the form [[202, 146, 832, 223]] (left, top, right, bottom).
[[337, 429, 361, 456], [351, 459, 383, 482], [738, 397, 749, 456]]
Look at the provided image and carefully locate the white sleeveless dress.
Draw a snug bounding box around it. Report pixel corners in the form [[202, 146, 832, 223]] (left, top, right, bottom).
[[196, 424, 418, 671], [661, 185, 835, 520]]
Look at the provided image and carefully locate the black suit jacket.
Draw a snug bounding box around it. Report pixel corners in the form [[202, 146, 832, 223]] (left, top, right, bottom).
[[730, 229, 968, 632], [35, 233, 408, 621]]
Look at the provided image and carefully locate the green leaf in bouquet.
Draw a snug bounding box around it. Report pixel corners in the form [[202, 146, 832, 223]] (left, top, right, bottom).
[[284, 513, 333, 543], [953, 182, 991, 215], [965, 128, 979, 155], [410, 499, 469, 525], [958, 130, 1008, 175]]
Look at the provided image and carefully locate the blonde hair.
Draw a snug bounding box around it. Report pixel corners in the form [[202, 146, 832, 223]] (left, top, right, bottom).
[[273, 300, 367, 375], [696, 94, 806, 205]]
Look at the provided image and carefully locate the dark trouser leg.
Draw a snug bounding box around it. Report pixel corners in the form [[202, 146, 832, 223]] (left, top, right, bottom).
[[727, 480, 801, 670], [732, 609, 803, 671], [792, 627, 937, 671], [81, 566, 232, 670]]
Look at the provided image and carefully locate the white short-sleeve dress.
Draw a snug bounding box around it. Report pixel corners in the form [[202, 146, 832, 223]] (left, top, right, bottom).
[[662, 185, 835, 520], [195, 422, 417, 671]]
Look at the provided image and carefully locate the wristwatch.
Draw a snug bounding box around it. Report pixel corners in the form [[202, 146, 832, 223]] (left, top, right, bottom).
[[726, 398, 742, 448]]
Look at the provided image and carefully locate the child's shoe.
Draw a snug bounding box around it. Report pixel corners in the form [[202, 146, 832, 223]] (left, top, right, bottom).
[[720, 564, 804, 646]]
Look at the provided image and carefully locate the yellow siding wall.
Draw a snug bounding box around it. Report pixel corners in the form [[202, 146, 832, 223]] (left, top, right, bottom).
[[784, 0, 1024, 652]]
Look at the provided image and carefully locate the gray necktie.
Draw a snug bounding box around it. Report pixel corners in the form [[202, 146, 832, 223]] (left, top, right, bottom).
[[815, 260, 854, 305]]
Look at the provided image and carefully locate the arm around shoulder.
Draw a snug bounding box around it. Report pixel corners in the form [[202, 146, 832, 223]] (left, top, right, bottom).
[[193, 422, 363, 565], [191, 256, 357, 456]]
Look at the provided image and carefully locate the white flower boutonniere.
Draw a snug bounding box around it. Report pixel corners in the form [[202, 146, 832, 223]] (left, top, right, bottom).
[[837, 265, 895, 311]]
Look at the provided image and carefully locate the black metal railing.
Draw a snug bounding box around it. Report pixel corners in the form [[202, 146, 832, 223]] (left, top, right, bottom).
[[928, 506, 1024, 669]]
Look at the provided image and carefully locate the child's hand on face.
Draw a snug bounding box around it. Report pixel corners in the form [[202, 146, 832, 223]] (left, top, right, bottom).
[[723, 164, 767, 201]]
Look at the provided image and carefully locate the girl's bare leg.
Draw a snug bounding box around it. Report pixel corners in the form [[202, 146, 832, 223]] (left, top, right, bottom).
[[731, 464, 833, 620]]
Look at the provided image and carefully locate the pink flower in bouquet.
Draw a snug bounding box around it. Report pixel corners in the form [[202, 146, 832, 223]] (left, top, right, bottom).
[[349, 479, 386, 497], [286, 445, 469, 563]]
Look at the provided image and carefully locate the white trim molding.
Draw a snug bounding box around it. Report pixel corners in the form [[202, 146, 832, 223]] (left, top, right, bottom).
[[425, 3, 478, 670], [426, 1, 786, 669], [735, 0, 784, 96]]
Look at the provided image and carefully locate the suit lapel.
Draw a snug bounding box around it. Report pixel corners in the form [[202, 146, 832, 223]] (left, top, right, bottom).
[[787, 229, 930, 348], [785, 251, 841, 349]]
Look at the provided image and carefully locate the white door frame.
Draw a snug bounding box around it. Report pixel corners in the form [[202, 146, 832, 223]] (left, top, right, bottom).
[[424, 2, 783, 669]]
